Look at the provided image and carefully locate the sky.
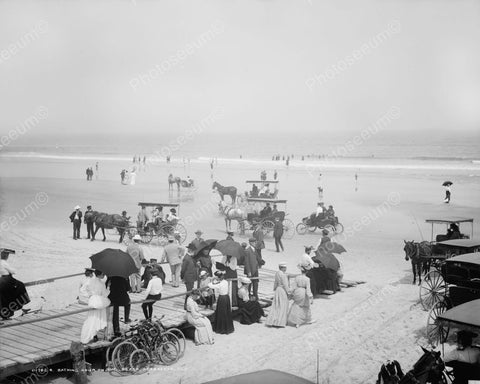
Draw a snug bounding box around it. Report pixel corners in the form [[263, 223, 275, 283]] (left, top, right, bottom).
[[0, 0, 479, 143]]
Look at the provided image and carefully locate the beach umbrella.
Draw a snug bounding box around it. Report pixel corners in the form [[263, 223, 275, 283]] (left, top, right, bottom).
[[214, 239, 247, 264], [194, 239, 218, 258], [90, 248, 137, 278], [313, 252, 340, 271], [442, 181, 453, 186]]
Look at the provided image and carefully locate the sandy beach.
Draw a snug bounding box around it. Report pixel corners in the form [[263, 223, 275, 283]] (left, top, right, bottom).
[[1, 154, 479, 383]]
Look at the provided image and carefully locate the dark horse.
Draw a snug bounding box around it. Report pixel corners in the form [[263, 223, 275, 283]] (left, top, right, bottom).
[[212, 181, 237, 203], [398, 347, 445, 384], [403, 240, 432, 285], [91, 212, 129, 243]]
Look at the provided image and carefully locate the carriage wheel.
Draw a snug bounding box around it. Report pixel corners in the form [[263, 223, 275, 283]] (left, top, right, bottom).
[[296, 223, 307, 235], [282, 219, 295, 239], [175, 224, 187, 244], [261, 220, 274, 235], [334, 222, 344, 234], [307, 226, 317, 233], [426, 299, 450, 346], [160, 224, 176, 239], [236, 221, 246, 236], [419, 270, 446, 311]]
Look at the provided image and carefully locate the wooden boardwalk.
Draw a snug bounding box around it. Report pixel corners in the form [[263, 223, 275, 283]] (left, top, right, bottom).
[[0, 267, 278, 380]]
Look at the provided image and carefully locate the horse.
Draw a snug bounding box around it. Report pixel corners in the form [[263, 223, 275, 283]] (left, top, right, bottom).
[[168, 174, 181, 191], [376, 360, 404, 384], [91, 212, 130, 243], [212, 181, 237, 203], [218, 201, 247, 231], [403, 240, 432, 285], [398, 347, 445, 384]]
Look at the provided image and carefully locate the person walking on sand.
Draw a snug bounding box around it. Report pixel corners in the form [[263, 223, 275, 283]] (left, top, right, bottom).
[[266, 263, 291, 327], [69, 205, 82, 240], [130, 167, 137, 185], [287, 265, 315, 328], [273, 217, 284, 252], [162, 236, 184, 287], [444, 184, 451, 203], [84, 205, 94, 240], [120, 169, 126, 184], [127, 235, 145, 293]]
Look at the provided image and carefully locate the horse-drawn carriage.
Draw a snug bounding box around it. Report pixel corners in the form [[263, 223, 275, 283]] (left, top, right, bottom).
[[423, 251, 480, 346], [124, 202, 187, 245], [426, 217, 473, 242], [245, 180, 279, 199], [295, 212, 344, 235], [236, 198, 295, 239]]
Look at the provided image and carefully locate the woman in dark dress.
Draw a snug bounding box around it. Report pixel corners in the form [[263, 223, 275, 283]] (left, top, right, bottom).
[[232, 276, 265, 325], [222, 255, 238, 307], [208, 271, 234, 334], [0, 249, 30, 320], [107, 276, 131, 336]]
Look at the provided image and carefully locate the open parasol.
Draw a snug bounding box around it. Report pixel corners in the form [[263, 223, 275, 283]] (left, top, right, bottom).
[[442, 181, 453, 186], [317, 241, 346, 255], [194, 239, 218, 258], [90, 248, 137, 278], [313, 252, 340, 271], [214, 239, 247, 265]]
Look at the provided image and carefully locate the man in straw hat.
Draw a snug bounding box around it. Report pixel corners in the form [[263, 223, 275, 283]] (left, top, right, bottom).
[[126, 234, 145, 293], [162, 235, 184, 287], [191, 230, 204, 250], [69, 205, 83, 240]]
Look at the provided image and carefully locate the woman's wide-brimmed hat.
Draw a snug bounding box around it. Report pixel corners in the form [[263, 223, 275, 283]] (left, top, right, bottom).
[[239, 276, 251, 285]]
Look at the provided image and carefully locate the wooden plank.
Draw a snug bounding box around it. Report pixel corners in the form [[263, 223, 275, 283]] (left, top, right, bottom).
[[4, 323, 74, 347]]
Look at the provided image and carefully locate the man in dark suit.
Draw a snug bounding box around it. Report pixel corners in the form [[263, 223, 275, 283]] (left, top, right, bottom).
[[244, 237, 260, 298], [84, 205, 94, 239], [273, 217, 284, 252], [69, 205, 82, 240]]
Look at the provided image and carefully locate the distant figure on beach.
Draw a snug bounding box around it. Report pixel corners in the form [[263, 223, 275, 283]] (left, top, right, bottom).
[[120, 169, 126, 183], [95, 162, 99, 179], [143, 156, 146, 165], [274, 170, 278, 180], [130, 168, 137, 185], [70, 205, 82, 240], [133, 155, 136, 163], [355, 173, 358, 192], [444, 185, 451, 203]]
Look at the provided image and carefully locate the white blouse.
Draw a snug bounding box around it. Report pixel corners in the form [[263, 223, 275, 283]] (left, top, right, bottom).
[[0, 259, 16, 276], [208, 279, 229, 296]]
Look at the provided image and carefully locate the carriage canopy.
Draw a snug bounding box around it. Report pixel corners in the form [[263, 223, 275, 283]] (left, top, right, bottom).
[[425, 217, 474, 241], [438, 298, 480, 328], [437, 239, 480, 249], [138, 202, 179, 208], [245, 180, 279, 184], [246, 198, 287, 204], [445, 252, 480, 266]]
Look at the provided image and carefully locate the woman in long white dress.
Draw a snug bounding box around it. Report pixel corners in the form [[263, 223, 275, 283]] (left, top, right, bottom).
[[185, 289, 214, 345], [130, 168, 137, 185], [80, 270, 111, 344], [287, 266, 314, 328], [265, 262, 290, 327]]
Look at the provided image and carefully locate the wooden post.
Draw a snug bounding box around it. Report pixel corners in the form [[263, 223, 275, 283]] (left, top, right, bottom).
[[70, 342, 89, 384]]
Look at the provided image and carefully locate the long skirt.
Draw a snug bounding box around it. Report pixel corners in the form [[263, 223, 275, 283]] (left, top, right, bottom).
[[213, 295, 234, 334], [186, 313, 214, 345], [233, 300, 265, 325], [80, 308, 108, 343], [287, 288, 312, 327], [265, 287, 289, 327], [0, 275, 30, 319]]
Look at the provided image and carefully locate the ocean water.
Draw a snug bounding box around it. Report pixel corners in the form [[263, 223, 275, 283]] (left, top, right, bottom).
[[1, 131, 479, 173]]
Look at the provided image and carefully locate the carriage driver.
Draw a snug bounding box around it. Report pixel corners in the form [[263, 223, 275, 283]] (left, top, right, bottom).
[[260, 203, 272, 218], [137, 206, 149, 229]]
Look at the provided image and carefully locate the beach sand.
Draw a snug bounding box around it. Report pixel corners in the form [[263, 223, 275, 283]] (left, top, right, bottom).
[[1, 156, 480, 383]]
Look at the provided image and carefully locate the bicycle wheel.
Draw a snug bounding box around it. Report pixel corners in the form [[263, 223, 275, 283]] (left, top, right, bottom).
[[282, 219, 295, 239], [129, 349, 150, 374], [157, 341, 180, 365], [334, 222, 344, 234], [296, 223, 307, 235], [164, 328, 186, 357], [105, 337, 123, 370], [112, 341, 138, 374]]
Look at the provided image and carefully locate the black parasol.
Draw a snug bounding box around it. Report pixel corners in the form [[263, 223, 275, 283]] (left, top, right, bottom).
[[317, 241, 346, 255], [90, 248, 137, 278], [194, 239, 218, 258], [442, 181, 453, 186], [214, 239, 247, 264]]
